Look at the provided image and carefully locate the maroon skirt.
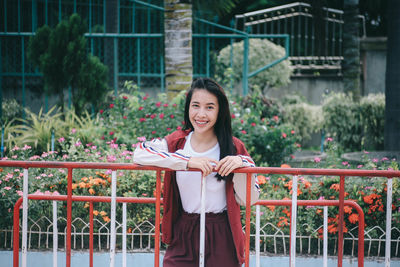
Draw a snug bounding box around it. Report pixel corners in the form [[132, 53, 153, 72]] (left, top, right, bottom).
[[163, 211, 240, 267]]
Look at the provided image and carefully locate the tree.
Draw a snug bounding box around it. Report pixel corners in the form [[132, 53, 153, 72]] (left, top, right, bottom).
[[384, 0, 400, 151], [27, 14, 108, 113]]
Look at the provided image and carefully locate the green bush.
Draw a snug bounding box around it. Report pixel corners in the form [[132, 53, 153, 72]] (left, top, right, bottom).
[[215, 38, 292, 92], [322, 93, 385, 152], [1, 99, 23, 124]]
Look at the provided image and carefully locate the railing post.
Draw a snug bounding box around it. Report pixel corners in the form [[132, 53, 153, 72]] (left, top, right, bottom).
[[110, 171, 117, 267], [199, 175, 207, 267], [245, 173, 252, 267], [66, 168, 73, 267], [155, 171, 162, 267], [256, 204, 260, 267], [22, 168, 29, 267], [337, 176, 345, 267], [90, 202, 94, 267], [53, 200, 58, 267], [385, 178, 393, 267], [123, 202, 127, 267], [290, 176, 298, 267], [323, 206, 328, 267]]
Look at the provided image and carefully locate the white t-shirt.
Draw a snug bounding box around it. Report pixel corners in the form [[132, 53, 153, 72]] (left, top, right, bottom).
[[176, 132, 227, 214]]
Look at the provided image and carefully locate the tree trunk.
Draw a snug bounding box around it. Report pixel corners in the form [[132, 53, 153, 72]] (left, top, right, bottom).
[[342, 0, 361, 101], [384, 0, 400, 151], [164, 0, 193, 99], [104, 0, 118, 93]]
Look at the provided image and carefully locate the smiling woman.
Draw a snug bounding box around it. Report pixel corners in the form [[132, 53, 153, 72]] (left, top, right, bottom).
[[133, 77, 259, 267]]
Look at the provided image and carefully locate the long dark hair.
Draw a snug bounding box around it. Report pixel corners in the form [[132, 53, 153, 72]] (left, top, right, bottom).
[[183, 77, 236, 181]]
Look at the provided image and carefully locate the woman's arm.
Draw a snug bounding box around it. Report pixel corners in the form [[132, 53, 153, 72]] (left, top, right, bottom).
[[133, 139, 190, 170]]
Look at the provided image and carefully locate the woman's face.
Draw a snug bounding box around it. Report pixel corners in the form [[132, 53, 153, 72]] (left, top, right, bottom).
[[189, 89, 219, 136]]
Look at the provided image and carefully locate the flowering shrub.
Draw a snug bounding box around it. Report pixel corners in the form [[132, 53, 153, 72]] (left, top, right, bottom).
[[215, 38, 293, 92]]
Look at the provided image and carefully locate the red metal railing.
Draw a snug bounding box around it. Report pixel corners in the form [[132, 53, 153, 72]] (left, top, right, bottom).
[[1, 161, 399, 267]]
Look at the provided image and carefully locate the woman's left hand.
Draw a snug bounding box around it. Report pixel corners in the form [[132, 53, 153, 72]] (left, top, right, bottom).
[[215, 156, 243, 177]]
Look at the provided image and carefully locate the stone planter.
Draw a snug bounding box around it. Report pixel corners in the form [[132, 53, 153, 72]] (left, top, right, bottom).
[[341, 151, 400, 164]]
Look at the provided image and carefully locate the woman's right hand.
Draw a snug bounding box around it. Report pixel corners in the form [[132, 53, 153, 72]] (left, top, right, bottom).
[[187, 157, 218, 177]]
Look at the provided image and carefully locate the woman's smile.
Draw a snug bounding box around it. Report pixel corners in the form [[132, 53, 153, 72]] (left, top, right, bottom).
[[189, 89, 219, 135]]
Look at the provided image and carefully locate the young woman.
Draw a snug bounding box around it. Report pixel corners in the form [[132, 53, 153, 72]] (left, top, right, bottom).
[[134, 77, 258, 266]]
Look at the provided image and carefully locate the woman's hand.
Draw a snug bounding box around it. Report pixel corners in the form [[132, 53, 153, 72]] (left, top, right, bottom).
[[215, 156, 243, 177], [187, 157, 218, 177]]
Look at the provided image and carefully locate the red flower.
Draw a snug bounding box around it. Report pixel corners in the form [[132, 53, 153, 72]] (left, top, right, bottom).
[[123, 96, 128, 100], [273, 115, 279, 122], [291, 130, 295, 134], [150, 114, 156, 119], [159, 113, 165, 119], [231, 114, 236, 119], [251, 122, 256, 127], [240, 120, 244, 124], [138, 106, 144, 111], [109, 131, 114, 136], [173, 104, 177, 107], [163, 103, 169, 107], [139, 118, 146, 122], [241, 130, 247, 134], [123, 116, 127, 119], [282, 132, 287, 138], [166, 128, 172, 131], [143, 94, 149, 100], [99, 109, 104, 114], [177, 126, 182, 130], [170, 114, 175, 119], [151, 131, 157, 134], [109, 103, 114, 108], [156, 102, 161, 107]]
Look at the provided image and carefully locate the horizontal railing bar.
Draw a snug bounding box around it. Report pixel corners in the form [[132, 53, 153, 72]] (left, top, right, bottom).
[[1, 161, 398, 178]]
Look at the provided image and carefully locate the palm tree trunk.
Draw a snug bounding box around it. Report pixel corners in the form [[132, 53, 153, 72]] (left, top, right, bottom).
[[342, 0, 361, 101], [164, 0, 193, 98], [384, 0, 400, 151]]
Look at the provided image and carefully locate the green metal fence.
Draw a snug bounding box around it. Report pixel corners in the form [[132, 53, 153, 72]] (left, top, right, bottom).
[[0, 0, 289, 117]]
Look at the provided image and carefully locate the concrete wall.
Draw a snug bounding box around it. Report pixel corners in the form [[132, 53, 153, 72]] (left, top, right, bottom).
[[267, 37, 387, 105]]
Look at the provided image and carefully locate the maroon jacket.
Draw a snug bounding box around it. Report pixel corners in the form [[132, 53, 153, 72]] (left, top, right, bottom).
[[162, 130, 250, 265]]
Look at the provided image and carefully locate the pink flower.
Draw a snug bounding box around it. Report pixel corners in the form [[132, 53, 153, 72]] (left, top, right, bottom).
[[170, 115, 175, 119], [372, 158, 379, 163], [71, 128, 77, 134], [138, 106, 144, 111], [326, 137, 333, 142], [139, 118, 146, 122], [22, 144, 31, 150], [53, 191, 60, 196], [231, 114, 236, 119], [159, 113, 165, 119], [291, 130, 295, 134], [282, 133, 287, 138], [176, 126, 182, 130], [156, 102, 161, 107], [123, 116, 127, 119], [62, 154, 69, 159], [17, 190, 23, 196], [251, 123, 256, 127], [163, 103, 169, 107], [91, 145, 97, 150], [99, 109, 104, 114], [109, 131, 115, 136], [240, 120, 244, 124], [109, 103, 114, 108], [381, 157, 389, 161], [151, 131, 157, 134], [173, 104, 177, 107], [166, 127, 172, 131], [137, 136, 146, 142], [318, 196, 325, 200], [110, 143, 118, 149], [143, 94, 149, 100], [58, 137, 65, 143], [314, 157, 321, 163], [273, 115, 279, 122], [33, 190, 44, 195], [107, 155, 117, 162], [363, 150, 370, 154], [241, 130, 247, 134], [4, 187, 11, 190], [357, 165, 363, 168], [75, 141, 82, 147], [123, 96, 128, 100], [342, 161, 349, 166], [105, 169, 112, 175], [150, 114, 156, 119], [12, 155, 17, 159], [12, 145, 20, 151]]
